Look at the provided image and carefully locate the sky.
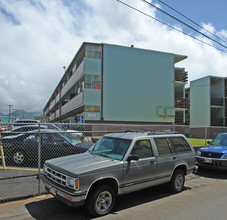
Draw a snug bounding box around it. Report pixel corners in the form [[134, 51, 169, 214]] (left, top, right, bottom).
[[0, 0, 227, 114]]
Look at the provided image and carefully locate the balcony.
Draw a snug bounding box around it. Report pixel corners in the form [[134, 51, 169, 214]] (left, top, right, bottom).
[[175, 71, 188, 83], [61, 60, 84, 97], [211, 98, 223, 106], [61, 92, 83, 116], [175, 111, 184, 124], [175, 97, 189, 109]]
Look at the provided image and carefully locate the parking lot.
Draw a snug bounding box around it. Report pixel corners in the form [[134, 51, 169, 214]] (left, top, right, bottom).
[[0, 169, 227, 220]]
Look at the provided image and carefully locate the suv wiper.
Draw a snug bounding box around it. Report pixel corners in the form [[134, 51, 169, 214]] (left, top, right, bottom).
[[95, 152, 114, 160]]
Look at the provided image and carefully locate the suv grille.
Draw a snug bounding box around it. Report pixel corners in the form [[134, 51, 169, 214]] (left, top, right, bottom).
[[201, 152, 223, 158], [45, 166, 68, 187]]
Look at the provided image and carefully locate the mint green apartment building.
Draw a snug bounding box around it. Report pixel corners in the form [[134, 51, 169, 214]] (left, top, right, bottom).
[[43, 42, 188, 124], [190, 76, 227, 126]]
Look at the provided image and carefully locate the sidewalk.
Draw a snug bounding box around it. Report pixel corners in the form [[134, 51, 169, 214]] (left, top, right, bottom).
[[0, 194, 53, 220], [0, 194, 90, 220]]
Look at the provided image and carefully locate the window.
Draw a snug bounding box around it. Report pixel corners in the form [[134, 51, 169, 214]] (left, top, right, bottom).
[[169, 137, 191, 153], [85, 45, 102, 58], [85, 75, 101, 89], [154, 138, 172, 156], [85, 105, 100, 112], [131, 140, 153, 158], [24, 134, 38, 142]]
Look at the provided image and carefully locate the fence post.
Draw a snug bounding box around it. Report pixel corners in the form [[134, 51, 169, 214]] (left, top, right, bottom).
[[171, 123, 175, 131], [0, 145, 6, 169], [38, 122, 41, 194], [121, 124, 125, 132], [205, 127, 207, 146]]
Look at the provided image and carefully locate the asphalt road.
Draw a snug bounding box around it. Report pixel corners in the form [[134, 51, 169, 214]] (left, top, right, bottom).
[[0, 169, 227, 220]]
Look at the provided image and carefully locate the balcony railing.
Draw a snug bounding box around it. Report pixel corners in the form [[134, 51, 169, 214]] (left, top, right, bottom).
[[175, 71, 188, 83], [175, 97, 189, 109], [61, 92, 83, 116], [175, 111, 184, 124], [61, 60, 84, 97], [211, 98, 223, 106]]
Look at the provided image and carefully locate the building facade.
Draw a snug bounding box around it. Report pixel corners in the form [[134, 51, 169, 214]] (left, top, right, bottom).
[[190, 76, 227, 126], [43, 42, 188, 124]]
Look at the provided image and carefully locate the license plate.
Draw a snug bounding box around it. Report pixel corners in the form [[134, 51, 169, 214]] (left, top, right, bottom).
[[50, 187, 56, 196], [204, 158, 213, 164]]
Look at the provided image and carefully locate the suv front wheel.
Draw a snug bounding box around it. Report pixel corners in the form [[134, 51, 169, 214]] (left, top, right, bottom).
[[169, 169, 185, 193], [86, 184, 116, 217]]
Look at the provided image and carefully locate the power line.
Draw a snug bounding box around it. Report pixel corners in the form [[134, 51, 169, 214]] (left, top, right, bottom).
[[116, 0, 227, 53], [140, 0, 227, 50], [156, 0, 227, 45]]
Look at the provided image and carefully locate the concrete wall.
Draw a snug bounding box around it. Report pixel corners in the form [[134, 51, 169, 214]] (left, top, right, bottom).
[[102, 44, 175, 123], [190, 76, 210, 126]]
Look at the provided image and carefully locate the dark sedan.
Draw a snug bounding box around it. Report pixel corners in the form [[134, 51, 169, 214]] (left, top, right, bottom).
[[2, 129, 93, 167], [196, 133, 227, 170]]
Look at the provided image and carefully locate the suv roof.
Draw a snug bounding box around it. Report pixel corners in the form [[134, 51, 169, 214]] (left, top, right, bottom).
[[104, 130, 181, 140]]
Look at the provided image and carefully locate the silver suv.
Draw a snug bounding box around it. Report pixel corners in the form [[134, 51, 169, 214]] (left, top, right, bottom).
[[41, 131, 195, 217]]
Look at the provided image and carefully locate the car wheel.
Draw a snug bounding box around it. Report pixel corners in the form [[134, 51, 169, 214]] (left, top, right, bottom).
[[12, 149, 26, 165], [86, 185, 116, 217], [170, 169, 185, 193]]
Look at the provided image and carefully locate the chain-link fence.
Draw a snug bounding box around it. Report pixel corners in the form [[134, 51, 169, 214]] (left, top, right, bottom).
[[1, 122, 227, 202]]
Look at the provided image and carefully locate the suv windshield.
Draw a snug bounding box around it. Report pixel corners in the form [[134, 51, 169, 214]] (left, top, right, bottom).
[[88, 137, 131, 160], [210, 133, 227, 146]]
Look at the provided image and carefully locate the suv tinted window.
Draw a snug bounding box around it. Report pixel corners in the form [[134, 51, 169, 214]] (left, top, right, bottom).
[[131, 140, 153, 158], [154, 138, 172, 156], [169, 137, 191, 153]]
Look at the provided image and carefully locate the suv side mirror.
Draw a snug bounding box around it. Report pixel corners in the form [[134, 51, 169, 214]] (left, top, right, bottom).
[[207, 141, 211, 144], [127, 154, 139, 162]]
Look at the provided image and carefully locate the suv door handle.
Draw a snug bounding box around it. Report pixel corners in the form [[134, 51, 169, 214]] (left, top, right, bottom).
[[173, 156, 177, 160]]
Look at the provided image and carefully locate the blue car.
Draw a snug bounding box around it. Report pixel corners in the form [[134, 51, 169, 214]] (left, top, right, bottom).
[[196, 133, 227, 170]]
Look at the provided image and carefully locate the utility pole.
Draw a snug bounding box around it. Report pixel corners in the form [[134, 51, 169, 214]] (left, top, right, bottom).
[[7, 104, 13, 123]]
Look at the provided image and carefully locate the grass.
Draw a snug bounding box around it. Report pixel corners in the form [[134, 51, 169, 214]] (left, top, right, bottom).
[[187, 138, 212, 147]]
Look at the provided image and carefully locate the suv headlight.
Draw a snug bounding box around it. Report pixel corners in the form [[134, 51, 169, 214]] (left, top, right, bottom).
[[66, 177, 79, 190], [196, 151, 201, 156], [221, 154, 227, 159]]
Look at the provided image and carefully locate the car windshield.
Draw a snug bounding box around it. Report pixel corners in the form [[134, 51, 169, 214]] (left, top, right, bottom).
[[210, 133, 227, 146], [61, 133, 82, 145], [88, 137, 132, 161]]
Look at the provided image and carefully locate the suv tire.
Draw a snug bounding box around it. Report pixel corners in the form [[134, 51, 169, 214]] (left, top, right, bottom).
[[86, 184, 116, 217], [12, 149, 26, 165], [170, 169, 185, 193]]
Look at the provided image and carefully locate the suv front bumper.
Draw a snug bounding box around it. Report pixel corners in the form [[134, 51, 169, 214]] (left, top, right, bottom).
[[41, 174, 86, 207]]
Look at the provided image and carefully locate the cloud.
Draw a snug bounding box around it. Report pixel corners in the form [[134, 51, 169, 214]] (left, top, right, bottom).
[[0, 0, 227, 114]]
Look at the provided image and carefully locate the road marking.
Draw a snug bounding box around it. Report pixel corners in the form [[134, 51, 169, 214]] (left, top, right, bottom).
[[0, 166, 43, 171]]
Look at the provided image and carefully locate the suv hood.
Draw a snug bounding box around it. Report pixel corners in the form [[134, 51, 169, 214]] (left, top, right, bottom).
[[45, 152, 119, 178], [199, 145, 227, 154]]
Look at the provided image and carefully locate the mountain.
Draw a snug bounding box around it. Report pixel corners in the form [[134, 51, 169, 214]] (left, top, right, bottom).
[[15, 110, 43, 119], [0, 112, 5, 116], [4, 110, 43, 120]]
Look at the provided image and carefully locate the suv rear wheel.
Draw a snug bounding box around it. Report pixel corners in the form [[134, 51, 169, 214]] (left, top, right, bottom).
[[86, 184, 116, 217], [169, 169, 185, 193]]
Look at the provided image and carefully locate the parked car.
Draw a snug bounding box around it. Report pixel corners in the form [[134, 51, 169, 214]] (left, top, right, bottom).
[[1, 125, 48, 138], [196, 133, 227, 170], [12, 119, 40, 130], [41, 131, 196, 217], [46, 124, 84, 139], [2, 129, 93, 167]]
